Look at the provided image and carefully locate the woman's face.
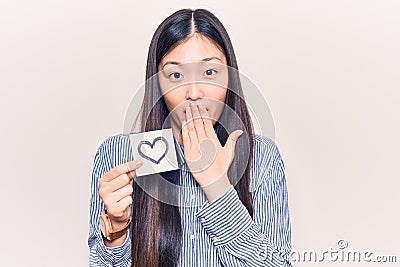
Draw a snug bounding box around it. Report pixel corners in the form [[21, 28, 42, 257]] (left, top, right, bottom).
[[158, 33, 228, 131]]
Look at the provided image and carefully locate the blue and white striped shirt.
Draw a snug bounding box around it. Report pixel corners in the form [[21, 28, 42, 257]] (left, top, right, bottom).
[[88, 133, 292, 266]]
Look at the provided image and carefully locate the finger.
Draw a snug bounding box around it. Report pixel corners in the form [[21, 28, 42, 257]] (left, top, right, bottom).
[[114, 195, 133, 215], [181, 120, 190, 150], [125, 159, 143, 173], [191, 103, 206, 141], [198, 103, 219, 143], [110, 183, 133, 204], [107, 195, 133, 219], [185, 106, 199, 147], [106, 173, 132, 192], [101, 160, 142, 182], [224, 130, 244, 160]]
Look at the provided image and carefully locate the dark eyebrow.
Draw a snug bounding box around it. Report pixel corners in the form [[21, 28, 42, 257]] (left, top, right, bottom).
[[161, 57, 222, 70]]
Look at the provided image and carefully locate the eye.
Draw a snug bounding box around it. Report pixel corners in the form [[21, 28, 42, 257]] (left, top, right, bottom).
[[169, 72, 184, 80], [204, 69, 217, 77]]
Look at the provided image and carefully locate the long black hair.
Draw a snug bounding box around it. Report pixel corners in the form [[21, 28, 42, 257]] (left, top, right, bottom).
[[131, 8, 255, 267]]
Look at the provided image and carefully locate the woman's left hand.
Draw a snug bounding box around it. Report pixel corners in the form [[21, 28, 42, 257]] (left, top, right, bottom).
[[181, 102, 243, 202]]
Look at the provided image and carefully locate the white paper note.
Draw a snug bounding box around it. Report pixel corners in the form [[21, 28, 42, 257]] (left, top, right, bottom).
[[129, 128, 179, 176]]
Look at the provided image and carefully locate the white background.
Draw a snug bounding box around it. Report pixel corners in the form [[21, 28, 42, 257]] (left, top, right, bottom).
[[1, 0, 399, 266]]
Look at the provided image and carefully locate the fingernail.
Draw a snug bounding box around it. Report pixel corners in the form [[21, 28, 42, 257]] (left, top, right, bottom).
[[135, 160, 143, 167], [232, 130, 243, 141]]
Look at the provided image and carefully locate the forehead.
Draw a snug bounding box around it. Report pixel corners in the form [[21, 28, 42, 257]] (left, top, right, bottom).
[[161, 34, 226, 64]]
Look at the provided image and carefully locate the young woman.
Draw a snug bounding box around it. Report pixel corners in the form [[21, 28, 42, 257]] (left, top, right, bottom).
[[88, 8, 292, 267]]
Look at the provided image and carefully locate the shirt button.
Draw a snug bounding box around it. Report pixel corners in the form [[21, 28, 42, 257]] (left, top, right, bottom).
[[191, 194, 195, 200], [190, 234, 195, 240], [201, 218, 206, 223]]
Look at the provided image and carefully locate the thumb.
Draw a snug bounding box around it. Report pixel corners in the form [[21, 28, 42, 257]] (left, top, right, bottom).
[[224, 130, 244, 153]]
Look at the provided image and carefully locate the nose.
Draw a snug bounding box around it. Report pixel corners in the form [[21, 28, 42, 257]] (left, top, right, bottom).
[[185, 82, 204, 100]]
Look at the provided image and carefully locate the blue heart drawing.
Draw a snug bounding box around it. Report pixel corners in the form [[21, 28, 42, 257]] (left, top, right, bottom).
[[137, 136, 169, 164]]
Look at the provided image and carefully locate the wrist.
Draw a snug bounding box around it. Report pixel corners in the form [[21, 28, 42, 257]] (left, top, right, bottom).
[[104, 231, 128, 247], [201, 174, 231, 203], [107, 211, 131, 229], [109, 217, 130, 232], [99, 210, 131, 242]]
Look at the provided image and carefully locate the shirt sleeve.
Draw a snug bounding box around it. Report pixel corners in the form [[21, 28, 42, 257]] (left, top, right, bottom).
[[195, 139, 292, 266], [88, 140, 132, 267]]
